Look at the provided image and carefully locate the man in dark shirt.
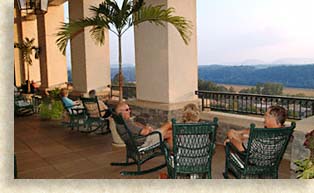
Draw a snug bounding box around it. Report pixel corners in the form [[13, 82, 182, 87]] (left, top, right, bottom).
[[115, 102, 173, 149]]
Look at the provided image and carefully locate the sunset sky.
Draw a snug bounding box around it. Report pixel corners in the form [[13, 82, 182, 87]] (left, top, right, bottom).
[[65, 0, 314, 66]]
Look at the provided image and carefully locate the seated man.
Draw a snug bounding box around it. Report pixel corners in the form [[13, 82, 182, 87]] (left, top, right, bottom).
[[115, 102, 173, 149], [224, 105, 287, 152]]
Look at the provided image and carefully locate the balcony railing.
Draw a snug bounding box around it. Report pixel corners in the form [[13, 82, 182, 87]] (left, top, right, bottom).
[[110, 85, 136, 100], [195, 90, 314, 120]]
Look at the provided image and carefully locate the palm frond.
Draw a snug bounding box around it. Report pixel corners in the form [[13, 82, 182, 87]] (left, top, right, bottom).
[[56, 17, 110, 55], [133, 4, 192, 45]]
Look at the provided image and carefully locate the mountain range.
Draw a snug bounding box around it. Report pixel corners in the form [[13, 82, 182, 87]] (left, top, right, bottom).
[[109, 64, 314, 89]]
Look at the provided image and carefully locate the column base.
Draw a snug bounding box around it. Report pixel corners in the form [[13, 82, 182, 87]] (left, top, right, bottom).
[[127, 99, 200, 128]]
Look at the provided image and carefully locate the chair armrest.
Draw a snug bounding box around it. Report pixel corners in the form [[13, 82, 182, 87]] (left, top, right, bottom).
[[146, 131, 163, 143], [133, 130, 163, 143], [225, 141, 247, 159]]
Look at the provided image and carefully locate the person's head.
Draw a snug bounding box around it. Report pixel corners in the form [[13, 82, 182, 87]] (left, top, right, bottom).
[[115, 102, 131, 120], [264, 106, 287, 128], [182, 103, 200, 123], [88, 89, 96, 98], [60, 88, 69, 97]]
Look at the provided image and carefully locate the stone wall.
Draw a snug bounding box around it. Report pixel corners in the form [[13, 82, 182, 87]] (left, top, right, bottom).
[[127, 100, 193, 128]]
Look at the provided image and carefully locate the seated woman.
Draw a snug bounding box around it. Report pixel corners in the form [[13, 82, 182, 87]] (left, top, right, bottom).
[[60, 88, 81, 110], [181, 103, 200, 123], [224, 105, 287, 152]]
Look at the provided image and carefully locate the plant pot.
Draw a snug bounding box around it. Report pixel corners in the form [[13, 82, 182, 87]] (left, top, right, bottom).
[[109, 118, 125, 147]]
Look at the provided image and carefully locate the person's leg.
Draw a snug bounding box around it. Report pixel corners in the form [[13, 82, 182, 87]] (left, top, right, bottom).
[[158, 121, 173, 151], [158, 121, 172, 137]]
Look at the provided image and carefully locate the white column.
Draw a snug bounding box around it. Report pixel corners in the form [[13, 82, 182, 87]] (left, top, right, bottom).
[[69, 0, 110, 93], [134, 0, 197, 104]]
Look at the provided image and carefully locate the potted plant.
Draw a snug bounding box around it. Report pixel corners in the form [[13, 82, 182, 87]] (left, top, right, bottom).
[[294, 129, 314, 179], [39, 88, 64, 120], [14, 37, 40, 93]]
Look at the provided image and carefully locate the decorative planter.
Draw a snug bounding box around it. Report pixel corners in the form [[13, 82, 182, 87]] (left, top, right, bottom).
[[109, 118, 125, 147]]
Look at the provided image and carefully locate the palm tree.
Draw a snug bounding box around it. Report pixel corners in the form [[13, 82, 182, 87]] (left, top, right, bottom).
[[56, 0, 192, 101], [14, 37, 40, 93]]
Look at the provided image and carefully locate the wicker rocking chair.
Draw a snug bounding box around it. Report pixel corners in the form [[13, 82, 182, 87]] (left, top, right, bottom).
[[223, 122, 296, 179], [164, 118, 218, 179], [14, 95, 34, 116], [61, 99, 86, 131], [110, 113, 166, 176], [80, 96, 111, 134]]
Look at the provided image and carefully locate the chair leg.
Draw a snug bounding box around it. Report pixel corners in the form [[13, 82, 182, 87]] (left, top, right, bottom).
[[120, 163, 166, 176]]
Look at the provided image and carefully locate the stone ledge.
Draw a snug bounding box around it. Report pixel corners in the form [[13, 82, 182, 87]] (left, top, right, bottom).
[[290, 116, 314, 170], [127, 99, 199, 111]]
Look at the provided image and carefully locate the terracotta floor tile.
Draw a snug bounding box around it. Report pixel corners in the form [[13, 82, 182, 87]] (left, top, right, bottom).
[[43, 152, 85, 165], [18, 166, 64, 179], [53, 158, 102, 177], [15, 115, 292, 179]]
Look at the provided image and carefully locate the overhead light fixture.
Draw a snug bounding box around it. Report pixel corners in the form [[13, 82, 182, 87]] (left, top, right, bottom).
[[16, 0, 49, 15]]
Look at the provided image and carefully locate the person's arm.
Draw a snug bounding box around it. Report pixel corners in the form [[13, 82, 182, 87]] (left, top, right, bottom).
[[139, 125, 154, 136], [225, 129, 250, 152]]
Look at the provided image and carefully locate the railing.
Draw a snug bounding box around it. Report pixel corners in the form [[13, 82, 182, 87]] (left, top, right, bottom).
[[195, 90, 314, 120], [109, 85, 136, 100]]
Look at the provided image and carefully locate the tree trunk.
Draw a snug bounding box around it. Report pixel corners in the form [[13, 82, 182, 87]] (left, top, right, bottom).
[[27, 64, 30, 93], [118, 35, 123, 101]]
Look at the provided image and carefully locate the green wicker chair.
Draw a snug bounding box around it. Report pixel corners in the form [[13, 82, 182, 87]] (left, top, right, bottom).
[[61, 99, 86, 131], [164, 118, 218, 179], [223, 122, 296, 179], [110, 113, 166, 176], [80, 96, 111, 134]]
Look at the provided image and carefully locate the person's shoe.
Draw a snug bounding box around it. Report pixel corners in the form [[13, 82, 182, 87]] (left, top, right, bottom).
[[159, 172, 168, 179]]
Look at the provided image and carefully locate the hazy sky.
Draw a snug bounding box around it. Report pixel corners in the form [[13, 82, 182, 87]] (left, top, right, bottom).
[[65, 0, 314, 65]]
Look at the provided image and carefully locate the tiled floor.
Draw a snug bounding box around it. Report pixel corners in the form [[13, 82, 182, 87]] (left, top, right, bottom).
[[14, 115, 292, 179]]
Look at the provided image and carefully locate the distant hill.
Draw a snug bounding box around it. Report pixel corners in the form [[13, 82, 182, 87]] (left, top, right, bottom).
[[69, 64, 314, 89], [198, 64, 314, 89]]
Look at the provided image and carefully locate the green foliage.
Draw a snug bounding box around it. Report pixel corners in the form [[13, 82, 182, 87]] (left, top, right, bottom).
[[239, 82, 283, 95], [112, 73, 125, 85], [294, 159, 314, 179], [198, 80, 228, 92], [39, 100, 63, 120], [14, 37, 39, 93], [49, 88, 61, 100], [228, 86, 236, 93], [294, 129, 314, 179], [39, 88, 63, 120]]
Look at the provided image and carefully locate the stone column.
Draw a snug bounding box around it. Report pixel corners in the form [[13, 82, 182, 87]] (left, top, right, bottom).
[[133, 0, 198, 125], [68, 0, 111, 94], [14, 0, 25, 86], [43, 5, 68, 88], [36, 13, 49, 89]]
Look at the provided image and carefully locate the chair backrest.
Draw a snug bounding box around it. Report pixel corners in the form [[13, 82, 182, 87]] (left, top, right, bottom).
[[81, 96, 102, 118], [111, 113, 140, 153], [245, 122, 296, 168], [171, 118, 218, 177]]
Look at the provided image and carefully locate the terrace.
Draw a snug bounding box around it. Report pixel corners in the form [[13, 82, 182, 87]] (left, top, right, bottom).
[[13, 0, 314, 180], [15, 113, 294, 179]]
